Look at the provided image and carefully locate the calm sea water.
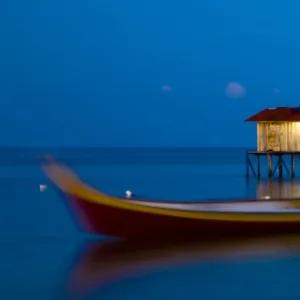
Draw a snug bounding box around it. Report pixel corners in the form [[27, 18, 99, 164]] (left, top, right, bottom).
[[1, 147, 300, 299]]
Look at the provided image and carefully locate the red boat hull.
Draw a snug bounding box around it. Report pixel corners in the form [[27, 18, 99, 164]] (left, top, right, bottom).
[[43, 157, 300, 239], [61, 192, 300, 239]]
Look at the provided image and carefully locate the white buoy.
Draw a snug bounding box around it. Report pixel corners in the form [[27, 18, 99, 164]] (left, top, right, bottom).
[[263, 195, 270, 200], [125, 190, 132, 198], [40, 184, 47, 192]]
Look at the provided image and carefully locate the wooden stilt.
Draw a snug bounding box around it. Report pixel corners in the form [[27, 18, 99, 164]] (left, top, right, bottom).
[[291, 154, 296, 178], [272, 160, 279, 176], [267, 154, 272, 177], [247, 156, 256, 176], [257, 155, 261, 177], [282, 158, 289, 174], [278, 155, 283, 178], [245, 151, 298, 179], [246, 152, 249, 177]]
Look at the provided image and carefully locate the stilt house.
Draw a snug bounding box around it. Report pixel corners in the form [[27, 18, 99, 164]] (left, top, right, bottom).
[[245, 107, 300, 152]]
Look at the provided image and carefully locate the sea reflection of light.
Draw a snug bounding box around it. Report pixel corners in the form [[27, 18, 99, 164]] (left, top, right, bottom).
[[256, 179, 300, 199], [67, 235, 300, 299]]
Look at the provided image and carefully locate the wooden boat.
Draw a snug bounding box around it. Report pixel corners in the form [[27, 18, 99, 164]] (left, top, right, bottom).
[[67, 235, 300, 297], [42, 156, 300, 239]]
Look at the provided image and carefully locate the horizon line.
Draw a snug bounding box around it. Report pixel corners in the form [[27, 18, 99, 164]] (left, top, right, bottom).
[[0, 146, 256, 149]]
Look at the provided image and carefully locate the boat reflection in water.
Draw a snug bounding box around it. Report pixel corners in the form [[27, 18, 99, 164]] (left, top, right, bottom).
[[67, 235, 300, 299]]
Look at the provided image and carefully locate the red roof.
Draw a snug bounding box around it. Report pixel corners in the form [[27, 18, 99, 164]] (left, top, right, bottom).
[[245, 107, 300, 122]]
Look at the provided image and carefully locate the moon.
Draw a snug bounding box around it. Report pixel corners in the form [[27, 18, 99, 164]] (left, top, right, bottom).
[[225, 82, 245, 99]]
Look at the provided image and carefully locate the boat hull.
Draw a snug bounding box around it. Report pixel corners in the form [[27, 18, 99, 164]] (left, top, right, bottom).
[[43, 157, 300, 239], [63, 192, 300, 239]]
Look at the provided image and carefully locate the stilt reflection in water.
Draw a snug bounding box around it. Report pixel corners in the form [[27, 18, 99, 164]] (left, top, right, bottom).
[[256, 179, 300, 199]]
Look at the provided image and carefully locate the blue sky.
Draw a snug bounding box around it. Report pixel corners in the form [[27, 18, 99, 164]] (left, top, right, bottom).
[[1, 0, 300, 146]]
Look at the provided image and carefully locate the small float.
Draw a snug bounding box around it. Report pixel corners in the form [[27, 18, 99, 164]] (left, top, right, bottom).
[[42, 157, 300, 239]]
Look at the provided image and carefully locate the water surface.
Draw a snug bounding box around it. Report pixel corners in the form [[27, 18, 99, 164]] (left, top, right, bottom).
[[0, 147, 300, 299]]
